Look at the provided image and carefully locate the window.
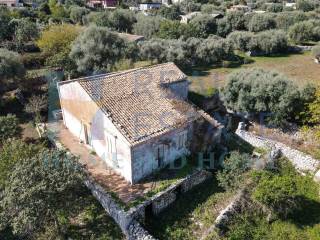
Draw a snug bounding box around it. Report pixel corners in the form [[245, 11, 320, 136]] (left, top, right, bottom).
[[156, 144, 165, 168], [177, 131, 187, 149], [106, 136, 113, 153]]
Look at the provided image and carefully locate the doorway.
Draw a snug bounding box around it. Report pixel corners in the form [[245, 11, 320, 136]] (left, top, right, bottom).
[[83, 123, 90, 145]]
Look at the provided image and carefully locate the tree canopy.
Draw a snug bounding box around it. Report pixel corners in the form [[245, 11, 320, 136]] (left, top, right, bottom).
[[70, 26, 126, 73], [0, 48, 25, 86], [37, 24, 81, 71], [222, 68, 307, 126], [0, 114, 21, 142], [0, 150, 85, 237]]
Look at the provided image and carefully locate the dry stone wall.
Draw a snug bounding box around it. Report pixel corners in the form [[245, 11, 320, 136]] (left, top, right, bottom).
[[236, 123, 320, 178], [128, 170, 213, 221], [85, 179, 156, 240]]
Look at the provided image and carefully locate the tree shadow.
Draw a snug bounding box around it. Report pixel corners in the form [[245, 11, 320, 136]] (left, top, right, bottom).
[[287, 196, 320, 227], [144, 177, 224, 239]]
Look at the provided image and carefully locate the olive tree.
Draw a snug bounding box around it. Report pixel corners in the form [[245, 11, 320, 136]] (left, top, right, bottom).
[[133, 14, 162, 39], [226, 11, 246, 31], [216, 17, 232, 37], [108, 9, 136, 33], [0, 48, 25, 86], [70, 26, 126, 73], [296, 0, 317, 12], [10, 18, 39, 51], [248, 13, 276, 32], [0, 150, 85, 237], [195, 36, 234, 65], [289, 20, 320, 43], [222, 68, 304, 126], [189, 14, 217, 38], [157, 5, 181, 20], [227, 31, 255, 52], [0, 6, 13, 41], [69, 6, 89, 24], [249, 30, 288, 55], [0, 139, 44, 188], [275, 11, 308, 30]]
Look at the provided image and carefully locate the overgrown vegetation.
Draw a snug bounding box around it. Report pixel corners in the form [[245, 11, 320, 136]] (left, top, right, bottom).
[[145, 177, 234, 240], [223, 159, 320, 240]]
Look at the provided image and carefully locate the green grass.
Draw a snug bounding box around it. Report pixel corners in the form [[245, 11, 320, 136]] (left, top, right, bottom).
[[145, 177, 234, 240]]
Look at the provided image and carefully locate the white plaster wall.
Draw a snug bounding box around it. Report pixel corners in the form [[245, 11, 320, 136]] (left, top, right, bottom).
[[91, 110, 133, 183], [58, 81, 133, 183], [62, 108, 85, 141], [131, 123, 193, 183]]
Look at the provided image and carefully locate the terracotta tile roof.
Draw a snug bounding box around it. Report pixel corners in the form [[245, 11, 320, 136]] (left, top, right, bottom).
[[76, 62, 199, 145]]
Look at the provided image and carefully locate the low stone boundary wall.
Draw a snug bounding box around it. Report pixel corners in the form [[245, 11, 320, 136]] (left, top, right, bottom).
[[128, 170, 213, 222], [85, 179, 156, 240], [236, 123, 320, 177], [48, 131, 212, 239], [48, 132, 155, 240], [213, 189, 246, 235]]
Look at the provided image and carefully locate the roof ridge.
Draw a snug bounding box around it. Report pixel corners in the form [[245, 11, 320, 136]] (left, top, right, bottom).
[[79, 62, 178, 82], [58, 62, 181, 86]]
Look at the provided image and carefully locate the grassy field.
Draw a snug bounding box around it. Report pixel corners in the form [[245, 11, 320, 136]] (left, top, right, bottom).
[[188, 52, 320, 94]]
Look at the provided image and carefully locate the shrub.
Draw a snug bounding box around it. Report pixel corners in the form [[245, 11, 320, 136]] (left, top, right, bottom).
[[305, 88, 320, 125], [253, 173, 299, 218], [37, 24, 81, 70], [0, 114, 21, 142], [216, 151, 251, 191], [21, 52, 46, 69]]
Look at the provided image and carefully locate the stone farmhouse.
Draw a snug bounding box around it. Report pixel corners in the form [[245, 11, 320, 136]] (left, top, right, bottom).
[[58, 63, 221, 184]]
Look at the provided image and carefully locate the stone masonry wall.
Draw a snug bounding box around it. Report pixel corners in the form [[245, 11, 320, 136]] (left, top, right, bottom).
[[181, 170, 212, 192], [128, 170, 213, 222], [152, 191, 177, 215], [85, 179, 156, 240], [236, 123, 320, 176]]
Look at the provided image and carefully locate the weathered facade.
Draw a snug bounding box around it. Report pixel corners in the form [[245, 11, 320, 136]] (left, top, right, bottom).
[[58, 63, 205, 184]]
